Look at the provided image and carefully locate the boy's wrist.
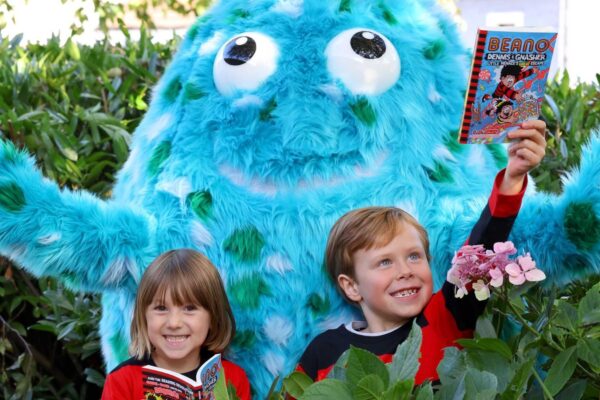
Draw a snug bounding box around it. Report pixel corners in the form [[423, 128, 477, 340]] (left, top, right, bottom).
[[500, 171, 525, 195]]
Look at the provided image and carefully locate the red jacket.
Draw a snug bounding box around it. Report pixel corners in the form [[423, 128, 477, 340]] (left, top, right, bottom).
[[102, 357, 251, 400]]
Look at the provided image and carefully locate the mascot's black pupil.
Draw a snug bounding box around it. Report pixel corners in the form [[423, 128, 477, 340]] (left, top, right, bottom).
[[224, 36, 257, 66], [350, 31, 386, 59]]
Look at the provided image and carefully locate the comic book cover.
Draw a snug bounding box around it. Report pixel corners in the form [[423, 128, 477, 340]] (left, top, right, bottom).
[[141, 353, 227, 400], [458, 27, 557, 144]]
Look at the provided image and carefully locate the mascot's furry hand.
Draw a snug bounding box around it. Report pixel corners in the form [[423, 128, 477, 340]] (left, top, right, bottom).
[[1, 1, 599, 396]]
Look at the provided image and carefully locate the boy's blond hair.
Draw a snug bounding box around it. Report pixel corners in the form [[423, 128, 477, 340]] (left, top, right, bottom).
[[325, 207, 431, 302], [130, 249, 235, 359]]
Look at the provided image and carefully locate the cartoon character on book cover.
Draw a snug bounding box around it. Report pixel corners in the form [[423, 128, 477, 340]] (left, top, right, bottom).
[[1, 1, 599, 397], [464, 30, 557, 143]]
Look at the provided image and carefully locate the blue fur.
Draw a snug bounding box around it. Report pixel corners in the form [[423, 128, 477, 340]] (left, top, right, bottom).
[[0, 0, 598, 396]]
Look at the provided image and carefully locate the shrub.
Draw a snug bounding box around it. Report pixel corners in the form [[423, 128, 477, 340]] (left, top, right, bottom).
[[0, 32, 178, 399]]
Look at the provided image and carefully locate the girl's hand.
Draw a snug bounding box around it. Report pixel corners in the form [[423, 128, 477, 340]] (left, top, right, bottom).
[[500, 120, 547, 195]]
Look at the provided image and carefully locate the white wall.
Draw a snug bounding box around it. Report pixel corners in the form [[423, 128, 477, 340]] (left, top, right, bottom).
[[562, 0, 600, 83], [455, 0, 600, 83], [455, 0, 563, 79]]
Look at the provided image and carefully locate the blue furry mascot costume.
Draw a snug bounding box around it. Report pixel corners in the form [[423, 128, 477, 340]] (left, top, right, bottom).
[[1, 0, 599, 396]]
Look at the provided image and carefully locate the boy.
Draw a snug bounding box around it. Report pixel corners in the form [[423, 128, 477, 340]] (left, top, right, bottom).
[[297, 121, 547, 384]]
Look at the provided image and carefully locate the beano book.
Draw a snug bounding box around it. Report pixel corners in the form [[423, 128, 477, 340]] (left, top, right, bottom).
[[458, 27, 557, 144], [142, 353, 229, 400]]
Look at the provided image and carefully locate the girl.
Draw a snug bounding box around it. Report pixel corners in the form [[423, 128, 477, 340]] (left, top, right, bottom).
[[102, 249, 251, 399]]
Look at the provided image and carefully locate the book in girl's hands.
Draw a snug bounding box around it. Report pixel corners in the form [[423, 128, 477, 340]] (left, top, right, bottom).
[[142, 353, 229, 400], [458, 27, 557, 144]]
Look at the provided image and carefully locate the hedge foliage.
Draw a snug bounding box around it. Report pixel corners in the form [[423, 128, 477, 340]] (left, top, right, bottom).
[[0, 2, 599, 398]]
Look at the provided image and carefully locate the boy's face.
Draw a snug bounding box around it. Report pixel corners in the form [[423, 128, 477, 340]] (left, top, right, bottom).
[[499, 105, 513, 118], [338, 224, 433, 332], [501, 74, 516, 88]]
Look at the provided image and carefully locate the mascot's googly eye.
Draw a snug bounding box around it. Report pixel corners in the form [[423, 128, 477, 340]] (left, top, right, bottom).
[[325, 28, 400, 95], [213, 32, 279, 96]]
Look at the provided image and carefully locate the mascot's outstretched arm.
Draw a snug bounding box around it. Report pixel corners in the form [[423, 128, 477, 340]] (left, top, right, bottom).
[[0, 140, 150, 292], [512, 134, 600, 283]]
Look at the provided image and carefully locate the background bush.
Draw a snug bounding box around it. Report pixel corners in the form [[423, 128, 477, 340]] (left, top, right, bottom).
[[0, 1, 599, 398]]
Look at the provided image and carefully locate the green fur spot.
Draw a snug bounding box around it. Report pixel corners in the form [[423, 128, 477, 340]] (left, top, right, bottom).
[[186, 25, 200, 42], [187, 190, 212, 220], [229, 275, 271, 309], [223, 227, 265, 262], [426, 161, 454, 183], [183, 82, 206, 101], [232, 330, 256, 349], [148, 141, 171, 177], [339, 0, 352, 12], [423, 39, 446, 60], [227, 9, 250, 23], [109, 333, 129, 362], [308, 293, 330, 316], [564, 202, 600, 251], [259, 97, 277, 121], [379, 3, 397, 25], [163, 77, 182, 103], [0, 182, 25, 212], [444, 130, 463, 153], [1, 140, 24, 164], [562, 254, 588, 272], [350, 97, 377, 127], [187, 15, 210, 41], [488, 144, 508, 169]]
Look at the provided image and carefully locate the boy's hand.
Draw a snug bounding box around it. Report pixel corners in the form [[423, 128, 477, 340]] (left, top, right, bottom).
[[500, 120, 547, 195]]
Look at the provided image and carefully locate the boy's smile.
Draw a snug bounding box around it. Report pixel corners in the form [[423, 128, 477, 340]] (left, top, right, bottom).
[[339, 224, 433, 332], [146, 290, 211, 373]]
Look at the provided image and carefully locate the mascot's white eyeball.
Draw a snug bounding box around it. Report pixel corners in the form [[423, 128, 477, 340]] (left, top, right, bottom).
[[213, 32, 279, 96], [325, 28, 400, 95]]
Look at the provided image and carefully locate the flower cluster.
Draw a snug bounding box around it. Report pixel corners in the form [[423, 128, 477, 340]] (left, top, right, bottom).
[[447, 241, 546, 301]]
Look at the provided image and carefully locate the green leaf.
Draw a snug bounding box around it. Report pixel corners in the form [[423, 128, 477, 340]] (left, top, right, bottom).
[[555, 379, 587, 400], [544, 346, 578, 396], [84, 367, 105, 387], [499, 357, 534, 400], [437, 346, 467, 385], [465, 351, 512, 392], [475, 316, 497, 339], [464, 369, 498, 400], [576, 338, 600, 367], [554, 301, 579, 332], [456, 338, 512, 360], [353, 374, 385, 400], [57, 320, 77, 340], [346, 346, 389, 390], [413, 382, 434, 400], [65, 38, 81, 61], [388, 320, 421, 382], [28, 323, 57, 334], [326, 349, 349, 381], [282, 371, 313, 399], [299, 379, 353, 400], [577, 285, 600, 325], [381, 379, 413, 400]]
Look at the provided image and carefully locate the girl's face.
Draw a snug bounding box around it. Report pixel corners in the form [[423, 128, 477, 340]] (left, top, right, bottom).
[[146, 289, 211, 373]]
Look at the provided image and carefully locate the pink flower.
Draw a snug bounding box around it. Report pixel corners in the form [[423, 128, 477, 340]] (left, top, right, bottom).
[[488, 267, 504, 287], [505, 254, 546, 285], [448, 243, 543, 300], [493, 241, 517, 255]]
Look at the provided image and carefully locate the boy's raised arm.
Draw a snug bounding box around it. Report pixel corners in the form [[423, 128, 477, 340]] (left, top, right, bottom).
[[468, 120, 546, 248]]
